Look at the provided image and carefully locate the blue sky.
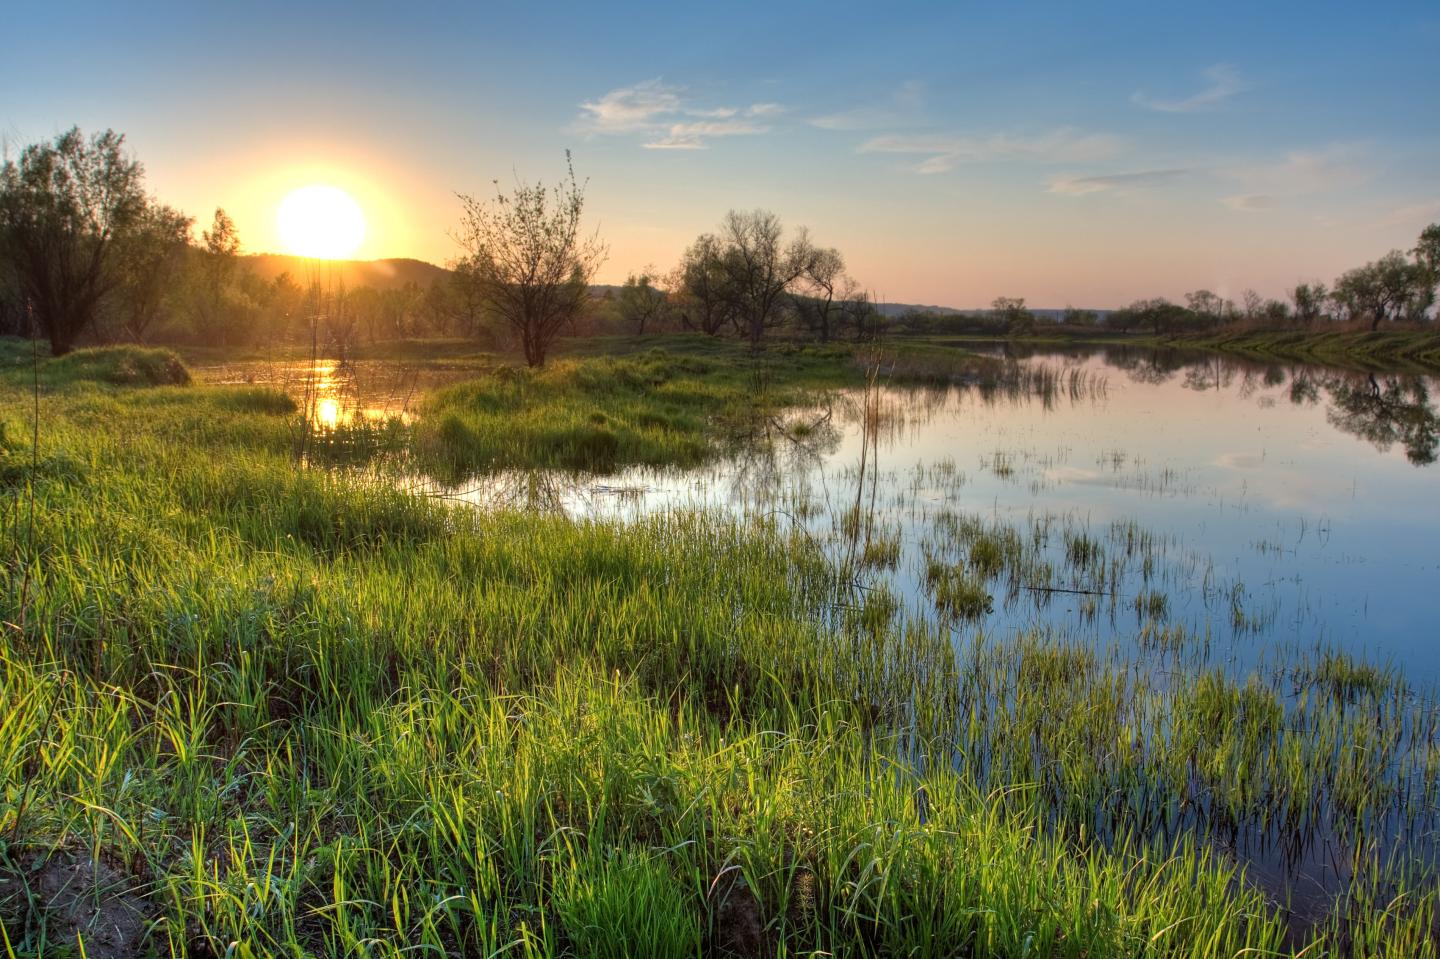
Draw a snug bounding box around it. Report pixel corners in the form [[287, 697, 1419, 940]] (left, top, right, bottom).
[[3, 0, 1438, 307]]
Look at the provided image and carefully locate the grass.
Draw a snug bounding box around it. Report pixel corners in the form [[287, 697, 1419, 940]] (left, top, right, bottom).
[[905, 326, 1440, 373], [0, 340, 1436, 956]]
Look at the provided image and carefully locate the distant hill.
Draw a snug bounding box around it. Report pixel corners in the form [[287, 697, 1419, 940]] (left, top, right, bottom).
[[244, 254, 450, 291], [242, 254, 1107, 318]]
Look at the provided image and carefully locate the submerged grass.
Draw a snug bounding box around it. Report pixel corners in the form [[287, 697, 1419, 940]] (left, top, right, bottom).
[[0, 342, 1435, 956]]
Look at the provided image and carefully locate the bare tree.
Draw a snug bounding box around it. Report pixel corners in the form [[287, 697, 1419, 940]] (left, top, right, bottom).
[[844, 288, 883, 341], [455, 153, 607, 367], [0, 127, 146, 354], [717, 210, 814, 348], [793, 246, 847, 342]]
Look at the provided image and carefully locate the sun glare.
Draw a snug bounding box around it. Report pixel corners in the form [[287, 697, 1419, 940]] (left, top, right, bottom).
[[277, 184, 366, 259]]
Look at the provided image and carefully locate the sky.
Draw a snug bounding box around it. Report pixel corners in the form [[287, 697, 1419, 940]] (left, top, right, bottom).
[[2, 0, 1438, 308]]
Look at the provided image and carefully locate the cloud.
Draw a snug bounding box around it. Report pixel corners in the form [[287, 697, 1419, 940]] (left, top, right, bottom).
[[578, 79, 781, 148], [579, 79, 684, 133], [1132, 63, 1247, 113], [746, 102, 785, 118], [1222, 193, 1274, 212], [1226, 142, 1371, 195], [809, 80, 925, 131], [860, 128, 1123, 174], [1048, 169, 1188, 196], [1366, 199, 1440, 230], [645, 119, 771, 150]]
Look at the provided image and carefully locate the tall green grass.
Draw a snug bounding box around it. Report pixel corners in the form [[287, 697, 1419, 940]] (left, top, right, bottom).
[[0, 343, 1435, 956]]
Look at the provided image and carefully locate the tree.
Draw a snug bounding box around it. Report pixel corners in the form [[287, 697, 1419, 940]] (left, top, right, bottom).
[[455, 153, 606, 367], [448, 256, 491, 336], [990, 296, 1034, 334], [1415, 223, 1440, 276], [793, 246, 847, 342], [617, 270, 667, 335], [1240, 289, 1265, 323], [188, 205, 259, 344], [844, 289, 883, 342], [672, 234, 733, 335], [1326, 374, 1437, 466], [1415, 223, 1440, 312], [419, 278, 457, 335], [1184, 290, 1224, 327], [1062, 306, 1098, 327], [1127, 297, 1190, 335], [715, 210, 814, 348], [1291, 281, 1329, 325], [112, 200, 192, 341], [1332, 252, 1433, 331], [0, 127, 146, 354]]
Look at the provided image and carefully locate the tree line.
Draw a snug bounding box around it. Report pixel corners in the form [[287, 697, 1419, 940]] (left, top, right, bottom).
[[2, 127, 1436, 362], [893, 227, 1439, 338]]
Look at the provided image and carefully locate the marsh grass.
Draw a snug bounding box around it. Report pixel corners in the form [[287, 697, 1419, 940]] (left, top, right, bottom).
[[0, 342, 1436, 956]]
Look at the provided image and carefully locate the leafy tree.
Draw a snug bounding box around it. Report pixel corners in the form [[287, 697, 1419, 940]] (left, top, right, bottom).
[[1184, 290, 1224, 327], [990, 296, 1034, 334], [0, 127, 146, 354], [1415, 223, 1440, 311], [1291, 281, 1329, 324], [417, 279, 455, 335], [194, 208, 249, 342], [112, 200, 192, 341], [617, 270, 668, 335], [1062, 306, 1098, 327], [455, 153, 606, 367], [671, 234, 733, 335], [1332, 252, 1433, 330], [1415, 223, 1440, 276], [1126, 297, 1191, 335]]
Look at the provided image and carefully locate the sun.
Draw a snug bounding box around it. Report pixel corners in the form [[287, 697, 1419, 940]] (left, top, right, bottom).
[[277, 184, 366, 259]]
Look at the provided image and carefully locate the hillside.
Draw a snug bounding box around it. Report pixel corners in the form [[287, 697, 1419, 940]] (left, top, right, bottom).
[[243, 254, 450, 291], [241, 254, 1110, 318]]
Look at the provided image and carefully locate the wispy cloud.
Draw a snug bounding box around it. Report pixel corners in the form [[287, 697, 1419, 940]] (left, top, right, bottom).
[[860, 127, 1123, 174], [810, 80, 925, 131], [578, 79, 779, 149], [579, 79, 684, 134], [1132, 63, 1247, 113], [1226, 142, 1371, 196], [645, 119, 772, 150], [1367, 199, 1440, 230], [1222, 193, 1274, 212], [1048, 169, 1188, 196]]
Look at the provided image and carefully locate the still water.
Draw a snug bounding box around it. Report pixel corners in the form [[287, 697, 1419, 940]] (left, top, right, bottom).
[[202, 347, 1440, 678], [200, 345, 1440, 913]]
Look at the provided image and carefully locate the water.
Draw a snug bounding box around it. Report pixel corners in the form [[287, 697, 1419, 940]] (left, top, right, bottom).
[[199, 347, 1440, 676], [197, 345, 1440, 916]]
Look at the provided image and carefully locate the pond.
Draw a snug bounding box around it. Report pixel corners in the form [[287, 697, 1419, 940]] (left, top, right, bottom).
[[197, 344, 1440, 918], [197, 345, 1440, 676]]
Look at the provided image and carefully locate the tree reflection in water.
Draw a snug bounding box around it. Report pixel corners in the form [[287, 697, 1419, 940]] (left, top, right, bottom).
[[1324, 373, 1438, 466]]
